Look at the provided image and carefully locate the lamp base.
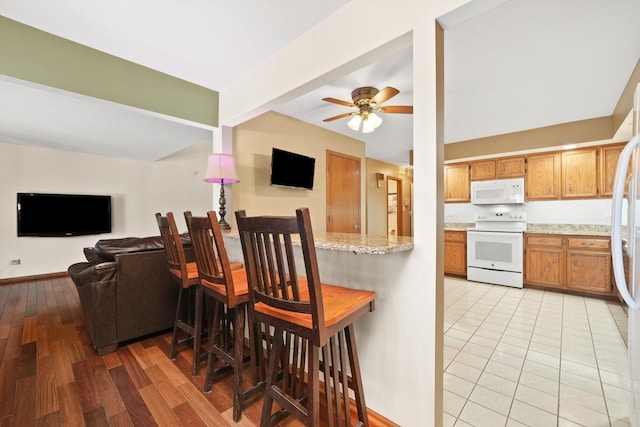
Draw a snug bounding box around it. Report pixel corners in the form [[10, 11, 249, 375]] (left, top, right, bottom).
[[218, 217, 231, 231], [218, 182, 231, 231]]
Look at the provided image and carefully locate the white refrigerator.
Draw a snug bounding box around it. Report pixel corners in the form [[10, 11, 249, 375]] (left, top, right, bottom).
[[612, 82, 640, 427]]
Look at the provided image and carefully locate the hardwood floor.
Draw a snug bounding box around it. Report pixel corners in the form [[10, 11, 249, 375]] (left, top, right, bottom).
[[0, 276, 395, 426]]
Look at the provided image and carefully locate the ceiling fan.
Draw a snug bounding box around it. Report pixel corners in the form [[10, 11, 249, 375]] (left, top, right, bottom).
[[322, 86, 413, 133]]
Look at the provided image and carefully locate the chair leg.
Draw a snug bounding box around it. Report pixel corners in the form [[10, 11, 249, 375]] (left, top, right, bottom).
[[192, 284, 202, 376], [345, 324, 368, 427], [232, 306, 246, 422], [203, 300, 224, 392], [261, 327, 283, 426], [169, 286, 185, 360], [307, 344, 320, 427]]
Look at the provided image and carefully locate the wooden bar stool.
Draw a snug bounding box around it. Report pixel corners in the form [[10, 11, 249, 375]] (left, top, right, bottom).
[[236, 208, 376, 426], [184, 211, 264, 422], [155, 212, 202, 376]]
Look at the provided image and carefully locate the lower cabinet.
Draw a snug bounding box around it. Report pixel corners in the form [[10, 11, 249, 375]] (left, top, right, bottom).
[[524, 233, 613, 297], [444, 230, 467, 276]]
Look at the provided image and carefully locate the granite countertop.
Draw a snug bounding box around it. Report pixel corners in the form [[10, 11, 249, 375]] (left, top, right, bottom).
[[525, 224, 611, 236], [444, 223, 474, 231], [223, 231, 413, 255]]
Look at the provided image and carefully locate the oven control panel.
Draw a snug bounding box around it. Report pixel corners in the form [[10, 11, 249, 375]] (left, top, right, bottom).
[[471, 207, 527, 232], [475, 211, 527, 222]]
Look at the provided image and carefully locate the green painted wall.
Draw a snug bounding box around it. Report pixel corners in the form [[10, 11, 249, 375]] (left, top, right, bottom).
[[0, 16, 218, 127]]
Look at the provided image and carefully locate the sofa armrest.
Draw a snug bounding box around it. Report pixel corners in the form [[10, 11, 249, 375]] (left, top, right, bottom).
[[68, 261, 118, 353], [114, 250, 180, 343]]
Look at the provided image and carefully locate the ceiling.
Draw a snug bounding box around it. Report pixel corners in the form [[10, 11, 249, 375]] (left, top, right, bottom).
[[1, 0, 639, 166]]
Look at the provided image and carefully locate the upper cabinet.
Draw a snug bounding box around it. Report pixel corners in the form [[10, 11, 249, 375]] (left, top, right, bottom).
[[526, 152, 561, 201], [444, 163, 470, 203], [469, 157, 526, 181], [600, 143, 625, 197], [445, 142, 624, 204], [496, 156, 526, 178], [561, 148, 599, 198], [470, 160, 496, 181]]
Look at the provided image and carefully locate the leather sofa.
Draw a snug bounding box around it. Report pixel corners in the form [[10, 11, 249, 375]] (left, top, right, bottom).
[[68, 235, 193, 355]]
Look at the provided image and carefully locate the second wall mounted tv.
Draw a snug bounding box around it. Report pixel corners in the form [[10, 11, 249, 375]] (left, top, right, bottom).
[[17, 193, 112, 237], [270, 148, 316, 190]]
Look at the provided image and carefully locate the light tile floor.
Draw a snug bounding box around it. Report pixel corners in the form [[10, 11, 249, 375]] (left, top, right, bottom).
[[443, 276, 631, 427]]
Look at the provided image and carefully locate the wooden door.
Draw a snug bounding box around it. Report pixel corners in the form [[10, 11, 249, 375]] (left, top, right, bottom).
[[444, 231, 467, 276], [387, 176, 403, 236], [496, 157, 525, 178], [600, 143, 625, 197], [326, 150, 361, 233], [561, 148, 598, 198], [524, 247, 564, 288], [444, 163, 470, 203], [526, 152, 561, 200], [470, 160, 496, 181]]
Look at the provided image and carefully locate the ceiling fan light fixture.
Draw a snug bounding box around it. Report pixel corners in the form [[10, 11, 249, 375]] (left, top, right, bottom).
[[368, 112, 382, 129], [347, 114, 362, 131], [362, 116, 375, 133]]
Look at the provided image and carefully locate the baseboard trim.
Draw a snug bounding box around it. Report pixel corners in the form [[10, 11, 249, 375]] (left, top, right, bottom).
[[0, 271, 68, 285]]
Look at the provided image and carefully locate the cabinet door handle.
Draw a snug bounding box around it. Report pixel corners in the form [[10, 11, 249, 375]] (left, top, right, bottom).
[[573, 255, 577, 266], [553, 254, 557, 263], [569, 183, 573, 192], [582, 242, 594, 246]]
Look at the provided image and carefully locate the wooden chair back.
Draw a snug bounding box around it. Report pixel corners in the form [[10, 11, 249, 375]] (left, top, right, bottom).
[[155, 212, 190, 288], [184, 211, 239, 307], [235, 208, 326, 344]]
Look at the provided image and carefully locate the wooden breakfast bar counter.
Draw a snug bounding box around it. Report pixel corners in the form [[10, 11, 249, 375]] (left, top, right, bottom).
[[222, 231, 414, 423]]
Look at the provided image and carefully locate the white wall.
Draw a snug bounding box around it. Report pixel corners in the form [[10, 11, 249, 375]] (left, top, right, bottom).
[[445, 199, 613, 225], [0, 140, 214, 279], [220, 1, 470, 424]]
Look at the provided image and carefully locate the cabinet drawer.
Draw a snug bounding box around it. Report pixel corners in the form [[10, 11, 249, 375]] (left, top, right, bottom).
[[567, 237, 610, 250], [445, 231, 466, 243], [525, 235, 563, 247]]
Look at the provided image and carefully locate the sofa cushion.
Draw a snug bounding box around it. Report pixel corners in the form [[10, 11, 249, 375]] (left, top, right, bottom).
[[83, 247, 102, 264]]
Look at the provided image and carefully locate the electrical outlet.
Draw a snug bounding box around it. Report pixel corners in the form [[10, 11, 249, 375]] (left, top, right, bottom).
[[10, 259, 21, 265]]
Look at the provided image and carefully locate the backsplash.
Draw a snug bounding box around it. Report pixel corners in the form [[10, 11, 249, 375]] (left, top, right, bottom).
[[445, 198, 614, 225]]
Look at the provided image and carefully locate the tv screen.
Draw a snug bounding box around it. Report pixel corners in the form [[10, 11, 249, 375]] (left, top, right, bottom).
[[270, 148, 316, 190], [17, 193, 112, 237]]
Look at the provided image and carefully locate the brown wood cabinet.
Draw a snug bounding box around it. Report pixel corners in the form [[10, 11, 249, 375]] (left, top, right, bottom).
[[444, 163, 470, 203], [443, 142, 624, 204], [470, 160, 495, 181], [599, 143, 625, 197], [496, 157, 525, 178], [565, 237, 612, 294], [561, 148, 599, 198], [524, 233, 613, 297], [524, 235, 564, 287], [526, 152, 561, 200], [444, 230, 467, 276]]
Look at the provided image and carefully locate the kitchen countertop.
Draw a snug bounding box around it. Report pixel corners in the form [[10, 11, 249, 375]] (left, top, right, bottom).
[[224, 231, 414, 255], [444, 223, 611, 236], [525, 223, 611, 236]]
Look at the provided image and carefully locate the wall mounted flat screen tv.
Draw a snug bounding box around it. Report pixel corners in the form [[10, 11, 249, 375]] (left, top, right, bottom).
[[270, 148, 316, 190], [17, 193, 112, 237]]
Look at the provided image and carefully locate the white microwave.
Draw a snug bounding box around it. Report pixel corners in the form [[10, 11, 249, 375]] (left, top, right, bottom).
[[471, 178, 525, 205]]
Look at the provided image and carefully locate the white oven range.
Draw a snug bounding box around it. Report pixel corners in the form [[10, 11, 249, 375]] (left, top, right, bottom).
[[467, 207, 526, 288]]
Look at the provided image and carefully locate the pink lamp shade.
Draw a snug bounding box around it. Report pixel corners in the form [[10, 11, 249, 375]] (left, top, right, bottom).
[[203, 154, 240, 184]]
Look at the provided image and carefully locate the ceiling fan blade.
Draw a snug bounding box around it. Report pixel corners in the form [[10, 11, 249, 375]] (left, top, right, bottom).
[[323, 112, 354, 122], [322, 97, 356, 107], [370, 86, 400, 105], [379, 105, 413, 114]]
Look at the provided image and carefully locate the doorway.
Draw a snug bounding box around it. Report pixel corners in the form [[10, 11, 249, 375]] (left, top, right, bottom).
[[387, 176, 403, 236]]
